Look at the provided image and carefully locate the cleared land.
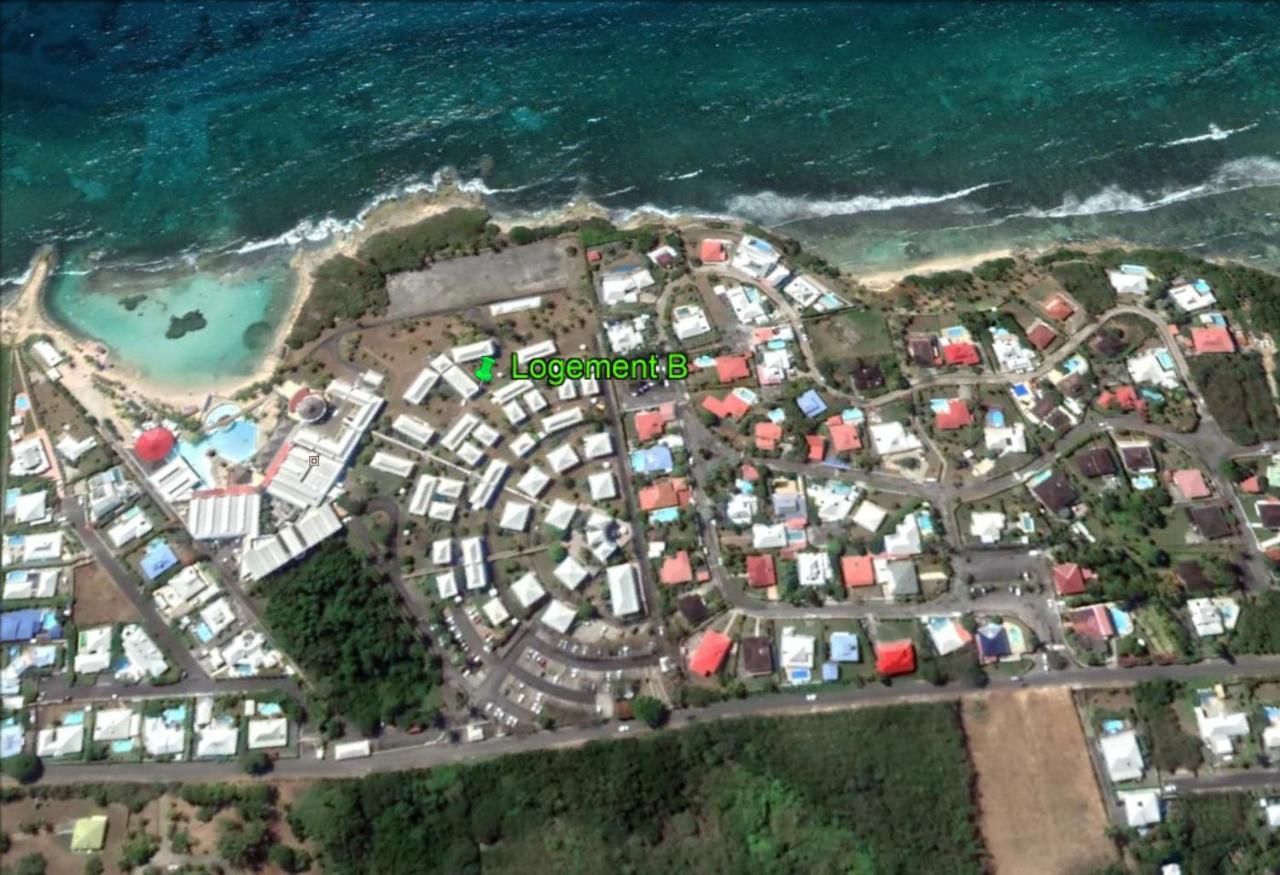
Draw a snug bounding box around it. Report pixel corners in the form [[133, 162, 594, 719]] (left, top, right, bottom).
[[72, 561, 140, 626], [386, 238, 580, 317], [963, 689, 1115, 875]]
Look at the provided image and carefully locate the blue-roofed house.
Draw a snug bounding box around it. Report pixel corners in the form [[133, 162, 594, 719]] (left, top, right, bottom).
[[1, 609, 61, 643], [821, 662, 839, 682], [976, 623, 1010, 663], [829, 631, 861, 662], [796, 389, 828, 418], [139, 538, 179, 582], [630, 445, 675, 475]]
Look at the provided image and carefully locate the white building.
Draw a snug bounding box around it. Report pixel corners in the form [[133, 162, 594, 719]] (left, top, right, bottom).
[[1099, 730, 1145, 783], [187, 491, 261, 541], [606, 563, 643, 618]]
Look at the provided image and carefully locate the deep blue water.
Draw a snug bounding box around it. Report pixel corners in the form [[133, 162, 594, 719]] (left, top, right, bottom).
[[3, 1, 1278, 282]]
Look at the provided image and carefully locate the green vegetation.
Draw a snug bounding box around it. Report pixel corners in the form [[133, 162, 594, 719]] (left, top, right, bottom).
[[287, 255, 387, 348], [1189, 355, 1279, 445], [290, 705, 982, 874], [1034, 248, 1090, 266], [240, 749, 273, 775], [971, 257, 1017, 283], [1125, 794, 1280, 873], [118, 294, 146, 311], [1134, 680, 1203, 774], [263, 542, 442, 735], [1231, 592, 1280, 654], [903, 270, 974, 293], [358, 208, 494, 274], [118, 829, 160, 871], [1049, 261, 1115, 316], [164, 309, 207, 339], [630, 695, 668, 728], [1, 753, 42, 784]]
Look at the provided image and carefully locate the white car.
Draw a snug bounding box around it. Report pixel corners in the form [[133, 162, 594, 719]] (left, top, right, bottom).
[[618, 723, 632, 733], [805, 694, 817, 702]]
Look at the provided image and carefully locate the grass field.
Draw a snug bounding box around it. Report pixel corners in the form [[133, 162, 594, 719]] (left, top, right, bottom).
[[963, 690, 1115, 875], [808, 308, 894, 360]]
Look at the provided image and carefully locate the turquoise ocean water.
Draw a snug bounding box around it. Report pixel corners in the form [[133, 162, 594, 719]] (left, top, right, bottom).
[[2, 1, 1278, 385]]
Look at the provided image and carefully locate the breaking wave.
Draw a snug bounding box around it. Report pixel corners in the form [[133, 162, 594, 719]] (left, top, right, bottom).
[[724, 182, 1000, 224], [1160, 122, 1259, 148]]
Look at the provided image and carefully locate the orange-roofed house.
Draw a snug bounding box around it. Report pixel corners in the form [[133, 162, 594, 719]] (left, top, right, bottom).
[[746, 555, 776, 588], [841, 555, 876, 588], [875, 640, 916, 676], [586, 249, 602, 263], [754, 421, 783, 452], [1173, 469, 1211, 500], [1044, 295, 1074, 321], [1190, 326, 1235, 355], [806, 434, 826, 461], [701, 392, 751, 420], [1240, 475, 1262, 494], [934, 399, 973, 431], [828, 423, 861, 453], [715, 355, 752, 383], [689, 630, 732, 677], [942, 342, 981, 367], [1027, 323, 1057, 350], [634, 403, 676, 441], [741, 463, 759, 482], [700, 239, 727, 263], [1053, 562, 1094, 597], [638, 477, 693, 512], [660, 551, 694, 586]]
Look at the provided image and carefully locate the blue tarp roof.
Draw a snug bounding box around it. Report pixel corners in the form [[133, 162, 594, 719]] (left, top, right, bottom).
[[829, 631, 861, 662], [140, 538, 178, 581], [821, 662, 839, 681], [796, 389, 828, 418], [1, 609, 60, 643]]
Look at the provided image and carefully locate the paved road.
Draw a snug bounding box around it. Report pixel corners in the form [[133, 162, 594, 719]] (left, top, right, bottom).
[[1171, 769, 1280, 795], [22, 655, 1280, 785]]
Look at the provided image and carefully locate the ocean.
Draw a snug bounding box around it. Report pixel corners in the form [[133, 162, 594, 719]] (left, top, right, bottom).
[[3, 1, 1278, 384]]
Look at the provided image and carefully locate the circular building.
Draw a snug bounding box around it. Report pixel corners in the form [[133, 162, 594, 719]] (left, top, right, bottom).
[[289, 388, 329, 423], [134, 426, 176, 464]]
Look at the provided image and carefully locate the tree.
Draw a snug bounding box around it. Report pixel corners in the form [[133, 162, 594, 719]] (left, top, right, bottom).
[[13, 854, 46, 875], [83, 857, 105, 875], [632, 696, 669, 728], [218, 818, 272, 871], [240, 750, 273, 776], [2, 753, 42, 784], [267, 843, 312, 873], [117, 831, 159, 871]]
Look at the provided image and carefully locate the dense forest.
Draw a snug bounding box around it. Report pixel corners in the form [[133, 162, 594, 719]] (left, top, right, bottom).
[[1188, 355, 1279, 446], [1117, 793, 1280, 874], [263, 542, 441, 735], [290, 705, 984, 875]]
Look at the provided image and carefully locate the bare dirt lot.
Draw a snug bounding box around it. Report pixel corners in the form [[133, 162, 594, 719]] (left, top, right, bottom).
[[964, 689, 1116, 875], [0, 798, 132, 875], [72, 561, 140, 626]]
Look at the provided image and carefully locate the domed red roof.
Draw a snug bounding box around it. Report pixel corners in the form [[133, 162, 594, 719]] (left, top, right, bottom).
[[288, 387, 311, 413], [135, 427, 176, 463]]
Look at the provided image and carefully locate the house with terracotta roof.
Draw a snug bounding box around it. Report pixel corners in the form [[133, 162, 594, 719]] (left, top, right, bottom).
[[827, 421, 861, 453], [941, 342, 981, 367], [714, 354, 752, 383], [1043, 294, 1075, 322], [933, 399, 973, 431], [659, 551, 693, 586], [1172, 469, 1211, 501], [1190, 325, 1235, 355], [841, 555, 876, 588], [689, 630, 732, 677], [806, 435, 826, 462], [1069, 604, 1114, 641], [638, 477, 693, 512], [746, 554, 776, 588], [1098, 385, 1145, 414], [754, 421, 783, 452], [1027, 321, 1057, 350], [699, 238, 729, 264], [1239, 475, 1262, 494], [1053, 562, 1095, 597], [701, 390, 752, 420], [633, 403, 676, 442]]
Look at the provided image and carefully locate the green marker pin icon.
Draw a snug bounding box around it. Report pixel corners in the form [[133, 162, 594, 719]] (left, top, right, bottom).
[[474, 355, 496, 383]]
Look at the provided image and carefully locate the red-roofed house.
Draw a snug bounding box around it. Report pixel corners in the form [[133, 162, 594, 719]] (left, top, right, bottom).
[[740, 463, 760, 482], [1044, 295, 1074, 322], [754, 421, 783, 452], [1240, 475, 1262, 494], [701, 392, 751, 420], [841, 555, 876, 588], [586, 249, 602, 263], [1053, 562, 1095, 597], [942, 342, 981, 367], [634, 403, 676, 441], [660, 551, 693, 586], [1190, 326, 1235, 355], [1027, 322, 1057, 350], [746, 555, 776, 588], [1172, 469, 1211, 500], [638, 477, 692, 512], [806, 434, 826, 462], [934, 399, 974, 431], [689, 630, 732, 676], [1113, 385, 1142, 411], [1070, 605, 1114, 641], [715, 354, 752, 383], [875, 640, 916, 676], [699, 239, 727, 263], [828, 423, 861, 453]]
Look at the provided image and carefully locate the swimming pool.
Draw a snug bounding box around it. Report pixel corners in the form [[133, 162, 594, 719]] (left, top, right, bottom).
[[205, 402, 242, 428], [916, 512, 934, 535], [788, 667, 812, 684], [194, 623, 214, 643], [111, 739, 134, 754], [13, 393, 30, 412], [1132, 474, 1157, 491], [177, 417, 260, 485], [63, 710, 86, 726], [650, 508, 680, 524], [1109, 607, 1135, 636], [985, 410, 1006, 428]]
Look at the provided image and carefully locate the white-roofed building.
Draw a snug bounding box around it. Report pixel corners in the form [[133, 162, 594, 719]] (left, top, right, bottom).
[[149, 456, 203, 504], [370, 451, 414, 478], [247, 717, 288, 749], [10, 490, 49, 526], [509, 572, 547, 610], [582, 432, 613, 460], [240, 503, 344, 582], [107, 507, 153, 548], [1100, 730, 1145, 783], [509, 432, 538, 457], [91, 707, 138, 743], [391, 414, 436, 445], [540, 599, 576, 635], [1119, 789, 1163, 828], [37, 722, 85, 758], [544, 499, 577, 531], [515, 466, 552, 498], [498, 500, 532, 532], [117, 624, 167, 681], [514, 340, 557, 366], [142, 714, 186, 757], [56, 433, 98, 464], [795, 552, 832, 587], [408, 474, 438, 517], [431, 539, 453, 566], [546, 444, 581, 474], [32, 340, 65, 368], [588, 471, 617, 501], [468, 459, 509, 510], [852, 500, 889, 533], [451, 339, 498, 363], [187, 491, 261, 541], [752, 523, 787, 550], [969, 511, 1007, 545], [1169, 281, 1216, 312], [606, 563, 643, 618], [3, 568, 59, 601], [1108, 269, 1149, 295], [540, 407, 585, 437], [74, 626, 113, 674], [403, 366, 440, 405], [482, 597, 511, 627], [8, 437, 50, 477], [869, 422, 923, 456], [671, 304, 712, 341], [554, 556, 590, 590], [195, 723, 240, 758], [883, 514, 923, 556], [600, 265, 656, 306], [436, 568, 460, 599]]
